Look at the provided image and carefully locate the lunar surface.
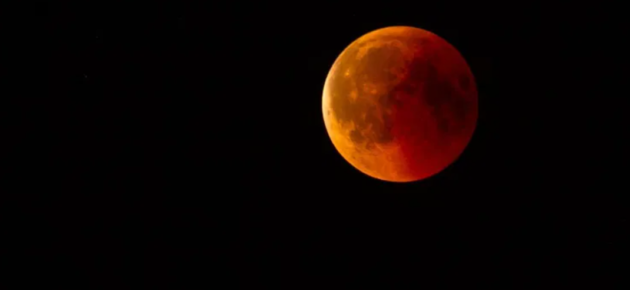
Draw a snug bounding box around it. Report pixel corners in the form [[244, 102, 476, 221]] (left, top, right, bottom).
[[322, 26, 478, 182]]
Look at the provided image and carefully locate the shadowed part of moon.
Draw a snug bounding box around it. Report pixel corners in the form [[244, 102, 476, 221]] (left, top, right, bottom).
[[393, 56, 472, 135]]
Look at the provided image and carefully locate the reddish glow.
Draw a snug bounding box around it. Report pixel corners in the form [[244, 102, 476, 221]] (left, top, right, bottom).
[[322, 26, 477, 182]]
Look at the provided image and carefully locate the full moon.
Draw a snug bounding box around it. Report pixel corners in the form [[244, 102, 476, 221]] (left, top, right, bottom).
[[322, 26, 478, 182]]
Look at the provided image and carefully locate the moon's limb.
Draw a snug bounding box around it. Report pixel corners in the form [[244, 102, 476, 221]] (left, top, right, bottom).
[[323, 26, 477, 182]]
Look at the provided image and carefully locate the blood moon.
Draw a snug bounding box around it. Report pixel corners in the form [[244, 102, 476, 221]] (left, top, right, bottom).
[[322, 26, 478, 182]]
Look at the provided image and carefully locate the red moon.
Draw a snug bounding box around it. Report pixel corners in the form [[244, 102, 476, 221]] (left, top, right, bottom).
[[322, 26, 478, 182]]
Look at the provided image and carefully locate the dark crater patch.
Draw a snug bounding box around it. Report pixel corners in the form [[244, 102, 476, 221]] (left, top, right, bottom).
[[392, 57, 473, 135], [349, 128, 365, 144]]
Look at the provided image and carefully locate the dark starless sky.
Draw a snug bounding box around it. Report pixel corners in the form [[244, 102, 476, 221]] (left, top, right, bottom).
[[26, 2, 627, 288]]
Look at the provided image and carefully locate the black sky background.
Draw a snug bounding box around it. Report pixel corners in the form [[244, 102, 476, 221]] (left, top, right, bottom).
[[18, 2, 628, 288]]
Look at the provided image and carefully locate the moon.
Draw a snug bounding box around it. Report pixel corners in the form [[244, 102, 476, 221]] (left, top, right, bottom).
[[322, 26, 478, 182]]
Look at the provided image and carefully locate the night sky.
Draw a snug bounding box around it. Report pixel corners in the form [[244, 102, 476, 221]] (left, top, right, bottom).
[[23, 2, 627, 288]]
